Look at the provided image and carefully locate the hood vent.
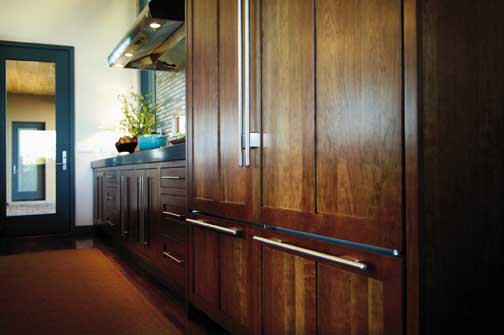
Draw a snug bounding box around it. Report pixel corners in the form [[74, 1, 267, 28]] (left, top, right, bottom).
[[108, 0, 185, 71]]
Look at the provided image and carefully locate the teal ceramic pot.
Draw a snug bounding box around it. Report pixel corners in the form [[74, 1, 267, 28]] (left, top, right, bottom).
[[138, 134, 167, 150]]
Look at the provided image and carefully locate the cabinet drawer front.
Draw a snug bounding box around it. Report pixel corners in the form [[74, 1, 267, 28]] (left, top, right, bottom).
[[160, 167, 186, 189], [157, 235, 187, 289], [103, 186, 120, 229], [161, 194, 187, 210], [102, 170, 119, 184], [161, 187, 186, 197], [159, 217, 187, 242], [254, 231, 403, 335]]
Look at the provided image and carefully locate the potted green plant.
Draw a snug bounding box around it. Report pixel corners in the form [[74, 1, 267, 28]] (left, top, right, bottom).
[[118, 92, 166, 151]]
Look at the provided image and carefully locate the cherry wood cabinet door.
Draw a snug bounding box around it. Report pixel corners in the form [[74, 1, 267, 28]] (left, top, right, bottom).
[[252, 230, 403, 335], [257, 0, 403, 251], [187, 0, 257, 222], [144, 168, 160, 257], [123, 169, 141, 245], [188, 215, 254, 333]]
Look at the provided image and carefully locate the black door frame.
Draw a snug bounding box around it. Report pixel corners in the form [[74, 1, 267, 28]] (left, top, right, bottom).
[[11, 121, 47, 201], [0, 41, 75, 236]]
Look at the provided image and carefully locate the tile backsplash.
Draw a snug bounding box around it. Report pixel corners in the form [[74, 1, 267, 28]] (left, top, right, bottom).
[[155, 69, 185, 137]]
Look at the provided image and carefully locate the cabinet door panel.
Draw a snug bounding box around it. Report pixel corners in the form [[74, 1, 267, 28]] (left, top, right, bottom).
[[255, 230, 403, 335], [262, 247, 317, 335], [144, 168, 159, 251], [258, 0, 403, 250], [261, 0, 315, 213], [191, 0, 219, 202], [219, 233, 251, 330], [218, 0, 248, 205], [188, 0, 255, 222], [125, 170, 140, 243], [318, 264, 384, 335], [191, 226, 219, 307], [315, 0, 403, 247]]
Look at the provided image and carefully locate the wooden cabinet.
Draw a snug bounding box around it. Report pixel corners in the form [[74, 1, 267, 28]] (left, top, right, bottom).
[[188, 215, 253, 333], [188, 0, 403, 251], [118, 168, 159, 257], [187, 0, 257, 223], [252, 229, 403, 335], [187, 0, 405, 332], [151, 161, 188, 297], [93, 162, 187, 300], [103, 184, 120, 233], [257, 0, 403, 251]]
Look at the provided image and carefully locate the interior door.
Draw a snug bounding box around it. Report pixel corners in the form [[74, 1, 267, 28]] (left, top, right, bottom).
[[0, 42, 73, 236]]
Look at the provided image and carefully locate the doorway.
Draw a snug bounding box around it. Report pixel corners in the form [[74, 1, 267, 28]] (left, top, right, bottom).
[[0, 41, 74, 236], [12, 121, 47, 202]]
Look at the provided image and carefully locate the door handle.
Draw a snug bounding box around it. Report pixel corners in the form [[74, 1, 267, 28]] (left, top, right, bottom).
[[186, 218, 241, 236], [162, 251, 184, 264], [253, 236, 368, 271], [55, 150, 67, 171], [237, 0, 259, 168], [12, 165, 17, 175]]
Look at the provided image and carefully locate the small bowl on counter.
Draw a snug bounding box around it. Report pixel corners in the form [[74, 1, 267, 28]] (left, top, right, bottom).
[[138, 134, 167, 150], [115, 139, 137, 153]]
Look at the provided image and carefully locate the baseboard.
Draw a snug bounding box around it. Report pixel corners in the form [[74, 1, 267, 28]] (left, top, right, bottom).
[[70, 225, 95, 236]]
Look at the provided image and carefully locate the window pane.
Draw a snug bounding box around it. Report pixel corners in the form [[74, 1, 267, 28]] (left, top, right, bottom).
[[5, 60, 57, 216]]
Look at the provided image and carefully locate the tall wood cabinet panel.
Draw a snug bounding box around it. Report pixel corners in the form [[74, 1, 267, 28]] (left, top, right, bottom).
[[259, 0, 403, 250], [417, 0, 504, 333], [190, 0, 219, 202], [188, 0, 256, 222], [261, 0, 315, 214]]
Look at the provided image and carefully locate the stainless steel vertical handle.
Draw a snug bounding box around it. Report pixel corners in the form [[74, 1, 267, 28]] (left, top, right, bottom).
[[144, 176, 152, 247], [244, 0, 251, 167], [138, 175, 145, 244], [238, 0, 244, 167], [120, 176, 127, 238]]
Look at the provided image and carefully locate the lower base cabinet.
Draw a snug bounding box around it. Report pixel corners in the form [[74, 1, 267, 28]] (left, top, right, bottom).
[[188, 217, 254, 334], [253, 231, 403, 335], [93, 161, 188, 301], [94, 164, 402, 334], [188, 215, 403, 335]]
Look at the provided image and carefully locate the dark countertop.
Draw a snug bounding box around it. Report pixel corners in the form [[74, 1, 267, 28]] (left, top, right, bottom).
[[91, 144, 185, 168]]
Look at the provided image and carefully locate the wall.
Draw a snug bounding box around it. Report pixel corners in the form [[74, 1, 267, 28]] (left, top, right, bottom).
[[155, 69, 186, 137], [0, 0, 138, 226], [6, 93, 56, 205]]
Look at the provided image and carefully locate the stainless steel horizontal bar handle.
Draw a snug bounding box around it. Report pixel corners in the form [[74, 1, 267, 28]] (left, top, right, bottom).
[[253, 236, 368, 271], [161, 176, 182, 180], [186, 218, 241, 236], [162, 251, 184, 264], [163, 211, 182, 218]]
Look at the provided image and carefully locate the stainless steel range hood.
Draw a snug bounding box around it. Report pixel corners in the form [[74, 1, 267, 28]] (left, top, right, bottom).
[[108, 0, 185, 71]]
